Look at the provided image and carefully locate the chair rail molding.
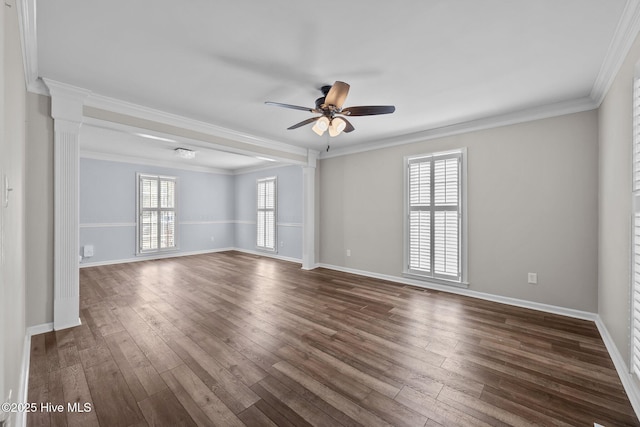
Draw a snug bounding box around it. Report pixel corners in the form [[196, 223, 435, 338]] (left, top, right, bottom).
[[44, 79, 91, 330]]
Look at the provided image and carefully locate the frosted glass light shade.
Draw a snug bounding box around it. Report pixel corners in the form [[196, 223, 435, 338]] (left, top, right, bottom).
[[312, 116, 330, 136], [329, 117, 347, 137]]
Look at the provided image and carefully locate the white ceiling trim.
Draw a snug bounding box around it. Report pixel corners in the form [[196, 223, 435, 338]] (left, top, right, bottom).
[[16, 0, 46, 94], [591, 0, 640, 105], [322, 96, 597, 159], [80, 150, 233, 175], [233, 161, 297, 176]]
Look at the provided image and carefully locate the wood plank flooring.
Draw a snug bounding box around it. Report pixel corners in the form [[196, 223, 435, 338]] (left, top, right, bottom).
[[26, 251, 639, 426]]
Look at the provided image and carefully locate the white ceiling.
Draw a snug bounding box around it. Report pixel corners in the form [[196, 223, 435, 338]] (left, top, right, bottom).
[[35, 0, 629, 162]]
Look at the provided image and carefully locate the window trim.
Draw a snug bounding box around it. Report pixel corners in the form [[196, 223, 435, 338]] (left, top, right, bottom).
[[256, 176, 277, 253], [402, 148, 468, 287], [136, 173, 179, 255]]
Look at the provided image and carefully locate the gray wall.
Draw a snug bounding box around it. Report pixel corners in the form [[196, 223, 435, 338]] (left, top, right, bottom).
[[79, 158, 236, 264], [598, 32, 640, 369], [320, 110, 599, 312], [25, 93, 54, 327], [234, 165, 303, 260], [1, 0, 27, 419]]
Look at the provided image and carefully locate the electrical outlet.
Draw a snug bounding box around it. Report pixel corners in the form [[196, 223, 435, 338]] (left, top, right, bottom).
[[528, 272, 538, 284], [280, 241, 284, 248], [210, 236, 215, 242], [346, 249, 351, 257]]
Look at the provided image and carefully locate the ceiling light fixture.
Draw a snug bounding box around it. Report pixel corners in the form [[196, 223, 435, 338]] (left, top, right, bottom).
[[256, 156, 276, 162], [312, 116, 330, 136], [329, 117, 347, 137], [175, 148, 196, 159], [135, 133, 176, 143]]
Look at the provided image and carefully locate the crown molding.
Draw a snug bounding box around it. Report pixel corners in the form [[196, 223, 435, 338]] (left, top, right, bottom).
[[84, 92, 308, 158], [591, 0, 640, 106], [233, 161, 297, 176], [44, 79, 91, 126], [321, 96, 597, 159], [15, 0, 48, 95], [80, 150, 233, 175]]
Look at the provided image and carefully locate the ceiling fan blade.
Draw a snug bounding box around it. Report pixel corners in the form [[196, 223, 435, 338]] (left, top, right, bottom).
[[287, 116, 321, 130], [341, 117, 355, 133], [325, 81, 350, 108], [341, 105, 396, 116], [265, 101, 315, 112]]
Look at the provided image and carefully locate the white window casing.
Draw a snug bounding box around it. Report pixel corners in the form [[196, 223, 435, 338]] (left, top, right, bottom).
[[136, 173, 178, 254], [257, 177, 277, 252], [404, 149, 467, 286]]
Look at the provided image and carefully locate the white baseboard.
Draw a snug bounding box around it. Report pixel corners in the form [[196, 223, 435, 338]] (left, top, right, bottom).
[[317, 263, 597, 321], [79, 247, 302, 269], [79, 247, 235, 268], [26, 322, 53, 336], [232, 248, 302, 265], [15, 332, 30, 427], [595, 315, 640, 419], [17, 323, 54, 427]]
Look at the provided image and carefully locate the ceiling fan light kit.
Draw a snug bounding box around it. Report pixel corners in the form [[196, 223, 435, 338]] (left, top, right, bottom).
[[266, 81, 395, 141], [312, 116, 330, 136], [329, 117, 347, 137]]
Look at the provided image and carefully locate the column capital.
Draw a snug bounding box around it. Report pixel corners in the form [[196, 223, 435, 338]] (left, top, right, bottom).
[[43, 78, 91, 125]]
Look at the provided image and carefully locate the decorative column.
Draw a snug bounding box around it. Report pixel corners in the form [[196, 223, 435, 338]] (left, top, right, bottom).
[[44, 79, 90, 330], [302, 149, 319, 270]]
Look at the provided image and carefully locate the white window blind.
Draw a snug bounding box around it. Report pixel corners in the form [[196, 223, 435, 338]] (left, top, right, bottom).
[[257, 177, 276, 251], [137, 174, 177, 253], [407, 151, 463, 282], [632, 78, 640, 377]]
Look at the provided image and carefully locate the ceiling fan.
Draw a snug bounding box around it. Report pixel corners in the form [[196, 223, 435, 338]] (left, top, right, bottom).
[[265, 81, 395, 139]]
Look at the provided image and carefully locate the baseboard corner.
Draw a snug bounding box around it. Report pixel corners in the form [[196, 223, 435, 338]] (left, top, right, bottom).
[[594, 315, 640, 420], [26, 322, 53, 337]]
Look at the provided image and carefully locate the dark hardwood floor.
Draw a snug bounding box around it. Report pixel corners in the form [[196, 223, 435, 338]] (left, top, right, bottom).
[[26, 251, 639, 426]]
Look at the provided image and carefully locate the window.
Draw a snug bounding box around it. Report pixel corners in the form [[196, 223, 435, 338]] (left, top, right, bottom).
[[256, 177, 277, 251], [632, 78, 640, 377], [137, 174, 177, 253], [405, 149, 466, 284]]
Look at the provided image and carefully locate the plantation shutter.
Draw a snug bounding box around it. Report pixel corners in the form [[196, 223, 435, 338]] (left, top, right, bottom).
[[138, 175, 177, 253], [257, 177, 276, 251], [408, 152, 461, 281], [632, 78, 640, 377]]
